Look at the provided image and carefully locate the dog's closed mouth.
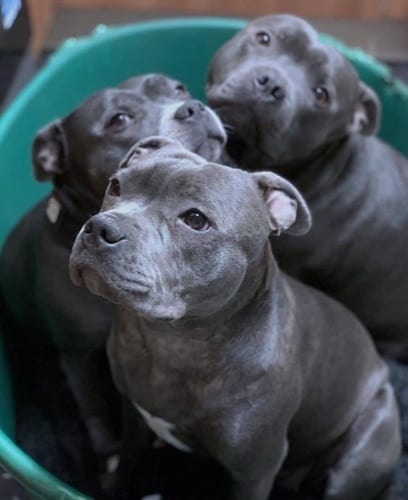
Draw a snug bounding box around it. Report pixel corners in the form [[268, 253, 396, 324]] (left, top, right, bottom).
[[70, 264, 108, 299], [70, 264, 85, 287], [207, 133, 226, 144], [123, 280, 151, 296]]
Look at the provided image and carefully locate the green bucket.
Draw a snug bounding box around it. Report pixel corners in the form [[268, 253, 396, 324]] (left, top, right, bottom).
[[0, 17, 407, 499]]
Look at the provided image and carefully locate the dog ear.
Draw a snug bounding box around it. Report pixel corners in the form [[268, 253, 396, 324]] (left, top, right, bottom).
[[253, 171, 312, 236], [32, 119, 68, 181], [350, 82, 381, 136]]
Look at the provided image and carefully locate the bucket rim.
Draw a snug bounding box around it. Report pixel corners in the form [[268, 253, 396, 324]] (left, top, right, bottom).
[[0, 429, 91, 499], [1, 15, 407, 140]]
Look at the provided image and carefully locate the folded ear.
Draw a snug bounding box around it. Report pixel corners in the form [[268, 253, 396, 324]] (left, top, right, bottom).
[[253, 171, 312, 236], [32, 119, 68, 181], [349, 82, 381, 136]]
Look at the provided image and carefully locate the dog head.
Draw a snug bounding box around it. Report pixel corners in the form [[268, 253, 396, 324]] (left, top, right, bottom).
[[32, 74, 226, 205], [70, 137, 311, 321], [207, 15, 380, 168]]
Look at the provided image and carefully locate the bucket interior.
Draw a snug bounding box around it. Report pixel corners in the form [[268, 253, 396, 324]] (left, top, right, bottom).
[[0, 17, 407, 499]]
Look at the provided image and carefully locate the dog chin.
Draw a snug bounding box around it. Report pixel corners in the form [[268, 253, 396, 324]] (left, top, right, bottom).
[[69, 260, 85, 287], [70, 262, 116, 304], [78, 267, 112, 300], [128, 298, 187, 323]]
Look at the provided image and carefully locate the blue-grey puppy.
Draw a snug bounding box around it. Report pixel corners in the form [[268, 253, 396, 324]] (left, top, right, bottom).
[[206, 14, 408, 361], [70, 137, 401, 500], [0, 74, 226, 463]]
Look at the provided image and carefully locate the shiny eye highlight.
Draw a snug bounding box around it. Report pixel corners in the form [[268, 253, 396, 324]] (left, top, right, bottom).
[[181, 210, 210, 231], [256, 31, 270, 46], [107, 178, 121, 197], [107, 113, 133, 130], [313, 87, 330, 105]]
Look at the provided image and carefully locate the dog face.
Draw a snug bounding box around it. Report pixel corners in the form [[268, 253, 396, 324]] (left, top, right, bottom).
[[206, 15, 380, 168], [70, 137, 311, 321], [32, 74, 226, 201]]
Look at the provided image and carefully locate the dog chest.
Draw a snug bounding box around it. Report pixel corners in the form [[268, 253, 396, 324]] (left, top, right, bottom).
[[134, 402, 192, 453]]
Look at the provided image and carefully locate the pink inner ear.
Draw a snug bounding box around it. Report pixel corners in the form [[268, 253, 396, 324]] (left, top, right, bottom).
[[266, 190, 297, 232], [36, 142, 64, 175]]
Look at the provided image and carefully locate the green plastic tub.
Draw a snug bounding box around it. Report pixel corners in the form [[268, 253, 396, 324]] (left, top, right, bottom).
[[0, 17, 407, 499]]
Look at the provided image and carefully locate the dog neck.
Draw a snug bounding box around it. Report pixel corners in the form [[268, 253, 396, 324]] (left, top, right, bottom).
[[46, 179, 102, 243], [113, 244, 287, 362], [271, 135, 355, 196]]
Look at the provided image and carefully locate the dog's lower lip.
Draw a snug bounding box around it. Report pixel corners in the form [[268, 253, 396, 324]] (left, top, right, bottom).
[[208, 133, 226, 144], [131, 283, 150, 294], [121, 277, 151, 295], [71, 265, 84, 286]]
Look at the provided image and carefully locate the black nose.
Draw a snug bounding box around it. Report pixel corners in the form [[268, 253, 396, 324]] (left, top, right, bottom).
[[174, 100, 206, 121], [254, 74, 286, 101], [83, 215, 125, 245]]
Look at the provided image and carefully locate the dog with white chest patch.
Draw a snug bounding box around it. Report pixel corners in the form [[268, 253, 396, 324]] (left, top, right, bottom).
[[70, 137, 401, 500], [206, 14, 408, 361], [0, 74, 226, 471]]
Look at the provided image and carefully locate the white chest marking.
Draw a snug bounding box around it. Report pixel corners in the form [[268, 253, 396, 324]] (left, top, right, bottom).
[[134, 403, 192, 453], [46, 196, 61, 224]]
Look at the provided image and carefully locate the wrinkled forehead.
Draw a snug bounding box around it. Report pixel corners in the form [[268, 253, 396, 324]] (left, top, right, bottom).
[[247, 15, 328, 63], [64, 74, 189, 128], [246, 14, 318, 47], [119, 73, 190, 101], [225, 15, 354, 82], [63, 89, 145, 131], [113, 154, 256, 210], [119, 73, 177, 91]]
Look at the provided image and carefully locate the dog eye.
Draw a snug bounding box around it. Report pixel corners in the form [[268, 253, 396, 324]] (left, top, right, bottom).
[[255, 31, 270, 46], [181, 210, 210, 231], [107, 178, 121, 197], [107, 113, 132, 130], [174, 84, 187, 96], [313, 87, 330, 104]]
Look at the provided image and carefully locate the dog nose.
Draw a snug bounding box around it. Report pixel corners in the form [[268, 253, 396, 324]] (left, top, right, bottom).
[[174, 100, 206, 121], [83, 215, 125, 245], [254, 74, 286, 101]]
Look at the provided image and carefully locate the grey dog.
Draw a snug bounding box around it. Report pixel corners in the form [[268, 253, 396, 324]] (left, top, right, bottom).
[[206, 14, 408, 361], [0, 74, 226, 462], [70, 136, 400, 500]]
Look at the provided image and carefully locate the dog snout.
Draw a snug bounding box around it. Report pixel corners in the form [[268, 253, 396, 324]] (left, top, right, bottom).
[[83, 215, 126, 246], [174, 100, 206, 121], [254, 70, 286, 102]]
